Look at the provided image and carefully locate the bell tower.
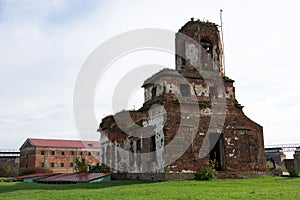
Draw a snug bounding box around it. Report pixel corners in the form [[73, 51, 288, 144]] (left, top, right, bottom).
[[175, 19, 224, 75]]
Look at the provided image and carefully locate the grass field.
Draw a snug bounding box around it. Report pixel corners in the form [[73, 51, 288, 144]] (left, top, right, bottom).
[[0, 176, 299, 199]]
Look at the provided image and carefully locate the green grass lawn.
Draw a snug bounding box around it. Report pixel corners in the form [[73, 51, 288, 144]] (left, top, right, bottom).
[[0, 176, 299, 200]]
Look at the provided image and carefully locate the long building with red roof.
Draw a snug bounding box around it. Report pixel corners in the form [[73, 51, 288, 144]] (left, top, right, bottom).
[[19, 138, 100, 174]]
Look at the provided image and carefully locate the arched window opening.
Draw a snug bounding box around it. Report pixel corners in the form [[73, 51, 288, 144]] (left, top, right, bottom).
[[200, 39, 213, 71]]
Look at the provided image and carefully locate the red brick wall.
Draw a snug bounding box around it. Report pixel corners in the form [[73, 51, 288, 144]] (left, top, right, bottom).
[[19, 147, 100, 174], [99, 20, 265, 178], [100, 74, 266, 176]]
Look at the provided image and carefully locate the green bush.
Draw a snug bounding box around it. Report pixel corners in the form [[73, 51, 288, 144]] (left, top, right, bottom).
[[89, 164, 111, 173], [266, 161, 275, 170], [75, 157, 88, 173], [75, 157, 111, 173], [288, 167, 299, 178], [195, 160, 217, 180], [0, 164, 18, 177]]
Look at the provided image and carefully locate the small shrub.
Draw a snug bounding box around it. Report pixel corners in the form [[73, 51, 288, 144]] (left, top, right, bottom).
[[277, 164, 287, 172], [195, 160, 217, 180], [0, 177, 11, 182], [89, 164, 111, 173], [288, 167, 299, 178], [75, 157, 88, 173], [266, 161, 275, 170], [0, 164, 18, 177]]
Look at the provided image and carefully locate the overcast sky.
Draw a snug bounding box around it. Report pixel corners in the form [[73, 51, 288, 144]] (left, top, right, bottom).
[[0, 0, 299, 156]]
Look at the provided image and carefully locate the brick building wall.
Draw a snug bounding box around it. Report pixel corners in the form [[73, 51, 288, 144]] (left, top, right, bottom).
[[19, 138, 100, 174]]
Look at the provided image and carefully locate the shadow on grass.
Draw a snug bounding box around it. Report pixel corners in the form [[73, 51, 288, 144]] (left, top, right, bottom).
[[0, 179, 155, 194]]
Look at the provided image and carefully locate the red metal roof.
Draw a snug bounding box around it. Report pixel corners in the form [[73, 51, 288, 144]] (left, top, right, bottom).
[[24, 138, 100, 149], [13, 173, 57, 180], [36, 173, 110, 183]]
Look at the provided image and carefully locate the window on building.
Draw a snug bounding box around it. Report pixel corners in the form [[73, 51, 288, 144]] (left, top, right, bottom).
[[60, 163, 64, 168], [200, 39, 212, 54], [200, 39, 213, 71], [209, 86, 218, 99], [151, 135, 156, 152], [88, 152, 92, 156], [180, 84, 190, 97], [26, 154, 29, 159], [70, 151, 74, 156], [129, 141, 134, 153], [61, 151, 65, 156], [137, 139, 141, 153], [51, 151, 55, 155], [96, 152, 100, 156], [41, 162, 45, 168], [151, 86, 156, 98], [25, 164, 28, 168], [50, 162, 55, 168], [41, 150, 45, 155], [80, 152, 83, 156], [70, 162, 74, 168]]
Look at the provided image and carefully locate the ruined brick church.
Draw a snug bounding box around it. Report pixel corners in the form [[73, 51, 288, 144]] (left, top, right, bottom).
[[98, 19, 266, 179]]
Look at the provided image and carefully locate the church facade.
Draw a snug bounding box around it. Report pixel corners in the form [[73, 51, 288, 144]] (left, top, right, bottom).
[[98, 19, 266, 180]]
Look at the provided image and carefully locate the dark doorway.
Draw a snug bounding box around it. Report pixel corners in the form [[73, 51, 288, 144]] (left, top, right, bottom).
[[209, 133, 224, 171]]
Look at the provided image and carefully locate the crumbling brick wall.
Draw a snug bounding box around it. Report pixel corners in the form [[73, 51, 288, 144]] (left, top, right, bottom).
[[99, 19, 266, 179]]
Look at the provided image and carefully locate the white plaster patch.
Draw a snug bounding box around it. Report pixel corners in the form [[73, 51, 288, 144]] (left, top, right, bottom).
[[194, 84, 209, 97], [144, 86, 152, 102], [200, 108, 211, 116], [181, 170, 196, 173], [239, 131, 246, 135], [229, 149, 236, 157], [185, 42, 199, 66], [170, 165, 177, 169], [156, 84, 164, 96], [142, 121, 148, 127], [143, 107, 166, 173], [224, 137, 234, 146], [142, 112, 165, 130], [225, 87, 234, 99], [165, 81, 180, 95]]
